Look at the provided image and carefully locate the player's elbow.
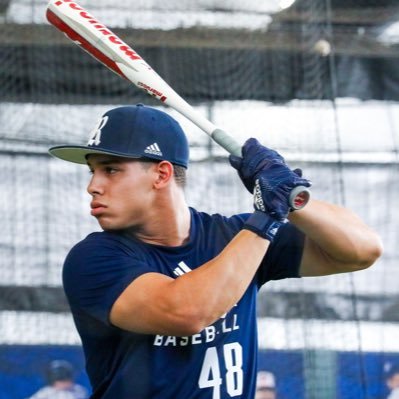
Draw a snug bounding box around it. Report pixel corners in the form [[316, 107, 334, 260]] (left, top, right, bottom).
[[356, 235, 383, 270], [170, 308, 215, 336], [174, 321, 206, 337], [341, 234, 383, 272]]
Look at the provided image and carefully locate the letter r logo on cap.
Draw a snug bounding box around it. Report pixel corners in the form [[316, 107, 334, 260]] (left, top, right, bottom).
[[88, 116, 108, 146]]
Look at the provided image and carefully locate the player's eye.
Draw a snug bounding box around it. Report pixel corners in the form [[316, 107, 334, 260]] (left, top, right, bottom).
[[105, 166, 119, 174]]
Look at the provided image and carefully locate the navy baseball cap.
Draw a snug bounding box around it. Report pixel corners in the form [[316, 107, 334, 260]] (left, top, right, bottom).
[[49, 104, 189, 168]]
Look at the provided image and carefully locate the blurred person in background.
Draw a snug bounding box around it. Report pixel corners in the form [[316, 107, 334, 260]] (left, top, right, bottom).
[[26, 359, 88, 399], [385, 362, 399, 399], [256, 371, 277, 399]]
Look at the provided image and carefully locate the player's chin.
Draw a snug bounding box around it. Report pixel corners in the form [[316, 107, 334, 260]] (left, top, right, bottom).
[[95, 216, 124, 231]]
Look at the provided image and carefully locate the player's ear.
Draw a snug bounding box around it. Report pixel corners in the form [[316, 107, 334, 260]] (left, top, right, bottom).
[[153, 161, 173, 188]]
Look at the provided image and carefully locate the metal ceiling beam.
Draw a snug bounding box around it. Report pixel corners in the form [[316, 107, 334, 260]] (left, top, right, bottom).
[[274, 5, 399, 26], [1, 23, 398, 58]]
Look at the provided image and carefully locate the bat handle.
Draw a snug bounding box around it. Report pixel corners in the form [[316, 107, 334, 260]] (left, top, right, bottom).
[[211, 128, 310, 210], [211, 128, 242, 156], [289, 186, 311, 210]]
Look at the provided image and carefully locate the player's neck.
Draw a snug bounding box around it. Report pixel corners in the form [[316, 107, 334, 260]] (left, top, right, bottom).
[[129, 189, 191, 247], [52, 380, 74, 390]]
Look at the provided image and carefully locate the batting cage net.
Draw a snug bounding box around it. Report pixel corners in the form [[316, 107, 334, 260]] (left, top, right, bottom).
[[1, 0, 399, 398]]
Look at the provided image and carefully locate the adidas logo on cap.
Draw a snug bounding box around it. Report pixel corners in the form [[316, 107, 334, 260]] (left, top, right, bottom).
[[144, 142, 163, 156]]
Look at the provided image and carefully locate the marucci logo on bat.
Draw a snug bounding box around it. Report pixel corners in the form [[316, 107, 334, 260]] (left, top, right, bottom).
[[48, 0, 169, 104], [138, 82, 167, 102], [53, 0, 143, 62]]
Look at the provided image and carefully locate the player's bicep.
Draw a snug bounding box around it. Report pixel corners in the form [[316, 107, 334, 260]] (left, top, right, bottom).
[[110, 272, 192, 336]]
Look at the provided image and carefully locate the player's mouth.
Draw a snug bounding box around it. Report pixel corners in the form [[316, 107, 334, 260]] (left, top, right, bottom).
[[90, 201, 107, 216]]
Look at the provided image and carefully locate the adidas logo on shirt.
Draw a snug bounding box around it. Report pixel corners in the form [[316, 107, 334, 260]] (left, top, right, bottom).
[[173, 261, 192, 276], [144, 142, 163, 156]]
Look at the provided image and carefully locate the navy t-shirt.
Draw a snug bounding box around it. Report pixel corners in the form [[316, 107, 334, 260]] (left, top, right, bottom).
[[63, 208, 304, 398]]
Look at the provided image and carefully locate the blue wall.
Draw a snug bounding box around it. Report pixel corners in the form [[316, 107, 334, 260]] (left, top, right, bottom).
[[1, 345, 398, 398], [0, 346, 90, 399], [337, 352, 399, 399], [257, 349, 397, 399], [258, 350, 305, 399]]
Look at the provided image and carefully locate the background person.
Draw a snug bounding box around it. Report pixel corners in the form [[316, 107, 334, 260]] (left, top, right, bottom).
[[255, 370, 277, 399], [26, 359, 89, 399], [385, 362, 399, 399]]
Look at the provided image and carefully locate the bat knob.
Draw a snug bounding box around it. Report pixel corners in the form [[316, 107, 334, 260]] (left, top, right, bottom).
[[289, 186, 311, 210]]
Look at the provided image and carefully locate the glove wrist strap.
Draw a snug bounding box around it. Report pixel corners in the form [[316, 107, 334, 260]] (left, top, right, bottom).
[[243, 211, 284, 242]]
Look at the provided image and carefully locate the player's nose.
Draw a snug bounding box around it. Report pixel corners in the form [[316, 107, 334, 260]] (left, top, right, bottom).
[[87, 173, 104, 196]]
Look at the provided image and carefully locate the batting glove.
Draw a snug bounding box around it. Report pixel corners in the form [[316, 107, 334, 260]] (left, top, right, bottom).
[[229, 138, 312, 221], [243, 211, 285, 242]]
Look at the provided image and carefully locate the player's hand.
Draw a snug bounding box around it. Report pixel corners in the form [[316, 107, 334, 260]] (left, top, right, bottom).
[[229, 138, 311, 220]]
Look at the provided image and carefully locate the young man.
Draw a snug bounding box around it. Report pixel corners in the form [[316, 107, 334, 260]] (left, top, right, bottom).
[[49, 104, 382, 398]]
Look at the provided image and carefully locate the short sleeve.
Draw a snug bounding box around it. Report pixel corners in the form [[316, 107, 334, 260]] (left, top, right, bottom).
[[213, 212, 304, 286], [257, 222, 305, 285], [62, 232, 156, 325]]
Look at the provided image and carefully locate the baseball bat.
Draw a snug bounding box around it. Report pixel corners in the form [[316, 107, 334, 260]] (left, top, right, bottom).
[[45, 0, 310, 210]]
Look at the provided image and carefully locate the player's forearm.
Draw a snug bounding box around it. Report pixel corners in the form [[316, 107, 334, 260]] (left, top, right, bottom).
[[289, 199, 383, 275], [111, 228, 270, 336], [165, 229, 269, 334]]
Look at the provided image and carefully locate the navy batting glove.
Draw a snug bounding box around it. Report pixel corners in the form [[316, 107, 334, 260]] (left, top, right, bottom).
[[229, 138, 283, 193], [243, 211, 284, 242], [229, 138, 311, 220]]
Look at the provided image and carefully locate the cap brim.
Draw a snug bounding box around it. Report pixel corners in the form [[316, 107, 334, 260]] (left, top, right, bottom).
[[48, 145, 142, 164]]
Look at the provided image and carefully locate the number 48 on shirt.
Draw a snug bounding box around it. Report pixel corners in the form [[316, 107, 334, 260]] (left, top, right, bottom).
[[198, 343, 243, 398]]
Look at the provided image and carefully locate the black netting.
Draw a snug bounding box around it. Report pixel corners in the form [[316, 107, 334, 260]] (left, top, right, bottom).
[[1, 1, 399, 398]]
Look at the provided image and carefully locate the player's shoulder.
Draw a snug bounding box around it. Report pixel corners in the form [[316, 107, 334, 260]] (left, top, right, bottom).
[[190, 207, 250, 239], [26, 386, 54, 399], [63, 231, 143, 273], [192, 207, 249, 227], [69, 230, 137, 254], [71, 383, 89, 397]]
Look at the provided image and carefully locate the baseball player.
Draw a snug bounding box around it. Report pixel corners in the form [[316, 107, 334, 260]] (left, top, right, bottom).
[[26, 360, 88, 399], [49, 104, 382, 398]]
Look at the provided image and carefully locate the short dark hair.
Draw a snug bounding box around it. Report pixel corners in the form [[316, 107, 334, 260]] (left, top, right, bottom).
[[173, 164, 187, 188]]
